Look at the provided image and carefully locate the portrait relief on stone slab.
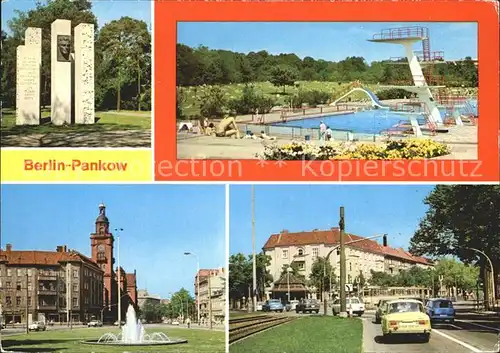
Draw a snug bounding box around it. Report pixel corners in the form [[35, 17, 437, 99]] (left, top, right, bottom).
[[57, 35, 71, 62]]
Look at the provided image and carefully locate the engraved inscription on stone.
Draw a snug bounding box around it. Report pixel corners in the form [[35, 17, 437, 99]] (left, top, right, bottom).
[[16, 46, 40, 125], [57, 35, 71, 62], [75, 23, 95, 124]]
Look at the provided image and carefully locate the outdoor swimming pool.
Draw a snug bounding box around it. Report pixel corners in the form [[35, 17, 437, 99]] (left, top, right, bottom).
[[272, 100, 477, 135], [273, 110, 422, 135]]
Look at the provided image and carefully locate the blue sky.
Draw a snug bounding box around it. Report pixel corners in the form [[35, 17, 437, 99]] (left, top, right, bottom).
[[178, 22, 477, 63], [2, 0, 152, 33], [229, 185, 435, 255], [0, 184, 225, 299]]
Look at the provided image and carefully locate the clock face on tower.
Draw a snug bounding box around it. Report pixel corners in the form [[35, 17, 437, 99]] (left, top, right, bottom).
[[99, 226, 105, 234], [98, 244, 105, 252]]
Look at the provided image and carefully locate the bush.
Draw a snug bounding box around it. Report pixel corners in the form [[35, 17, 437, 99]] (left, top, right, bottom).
[[376, 88, 415, 100], [198, 86, 227, 118], [285, 90, 331, 108], [259, 139, 450, 160], [229, 85, 275, 114]]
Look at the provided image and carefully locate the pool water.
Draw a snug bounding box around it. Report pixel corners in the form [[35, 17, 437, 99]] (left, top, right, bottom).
[[273, 100, 477, 134], [273, 110, 422, 135]]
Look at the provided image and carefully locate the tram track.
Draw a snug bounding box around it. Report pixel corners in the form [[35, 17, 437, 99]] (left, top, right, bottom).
[[229, 315, 296, 344]]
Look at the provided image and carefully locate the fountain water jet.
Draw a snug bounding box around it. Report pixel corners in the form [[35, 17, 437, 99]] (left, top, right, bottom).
[[82, 304, 187, 346]]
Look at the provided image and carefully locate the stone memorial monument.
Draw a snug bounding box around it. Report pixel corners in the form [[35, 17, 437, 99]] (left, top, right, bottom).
[[15, 19, 95, 126], [51, 19, 72, 125], [74, 23, 95, 124], [15, 27, 41, 125]]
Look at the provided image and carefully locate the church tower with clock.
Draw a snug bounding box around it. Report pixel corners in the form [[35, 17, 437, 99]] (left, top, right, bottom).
[[90, 203, 115, 310]]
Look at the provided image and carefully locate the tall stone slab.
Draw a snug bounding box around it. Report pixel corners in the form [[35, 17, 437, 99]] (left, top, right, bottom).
[[16, 46, 41, 125], [74, 23, 95, 124], [16, 27, 42, 125], [51, 19, 72, 125]]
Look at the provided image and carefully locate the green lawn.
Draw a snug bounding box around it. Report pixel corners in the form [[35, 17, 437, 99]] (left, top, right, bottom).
[[230, 316, 363, 353], [2, 326, 224, 353], [1, 108, 151, 134], [179, 81, 376, 117]]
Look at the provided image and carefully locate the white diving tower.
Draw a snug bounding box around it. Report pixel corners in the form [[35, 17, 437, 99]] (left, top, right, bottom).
[[368, 26, 464, 136]]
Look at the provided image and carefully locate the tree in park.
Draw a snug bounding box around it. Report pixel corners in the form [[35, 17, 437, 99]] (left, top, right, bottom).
[[97, 16, 151, 111], [308, 257, 336, 294], [409, 185, 499, 300], [229, 252, 273, 308], [269, 65, 299, 93]]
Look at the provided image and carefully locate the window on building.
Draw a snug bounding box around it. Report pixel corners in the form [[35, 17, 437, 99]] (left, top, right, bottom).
[[6, 282, 11, 288], [27, 269, 32, 276], [73, 270, 78, 278], [28, 282, 32, 291], [297, 262, 305, 270], [72, 298, 78, 307], [16, 269, 22, 276], [16, 296, 21, 306], [6, 296, 11, 305], [16, 281, 22, 290], [297, 248, 304, 256], [7, 269, 12, 276], [73, 283, 78, 291], [27, 297, 32, 306], [282, 249, 288, 259], [312, 248, 319, 258], [349, 262, 352, 271]]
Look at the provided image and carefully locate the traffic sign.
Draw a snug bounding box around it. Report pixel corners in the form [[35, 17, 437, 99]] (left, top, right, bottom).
[[345, 284, 353, 292]]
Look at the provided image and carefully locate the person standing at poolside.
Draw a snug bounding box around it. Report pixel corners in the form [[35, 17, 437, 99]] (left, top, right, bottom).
[[319, 121, 327, 141], [325, 126, 333, 141]]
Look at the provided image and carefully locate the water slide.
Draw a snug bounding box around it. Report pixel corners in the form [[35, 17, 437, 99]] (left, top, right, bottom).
[[330, 87, 389, 109]]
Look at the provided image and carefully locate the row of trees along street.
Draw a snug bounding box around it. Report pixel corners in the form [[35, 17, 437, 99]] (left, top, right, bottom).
[[229, 186, 499, 309], [139, 288, 195, 323], [177, 44, 478, 88], [1, 0, 151, 111]]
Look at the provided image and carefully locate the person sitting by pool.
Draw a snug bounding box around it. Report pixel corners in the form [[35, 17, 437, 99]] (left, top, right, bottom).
[[214, 111, 241, 138], [259, 130, 276, 141], [205, 122, 216, 136]]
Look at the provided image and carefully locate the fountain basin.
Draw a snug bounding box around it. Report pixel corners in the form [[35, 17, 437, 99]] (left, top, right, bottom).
[[81, 338, 188, 346]]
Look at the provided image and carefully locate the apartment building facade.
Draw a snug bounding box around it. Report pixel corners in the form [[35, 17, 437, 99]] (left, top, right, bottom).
[[263, 228, 432, 298], [196, 268, 226, 322], [0, 244, 104, 324]]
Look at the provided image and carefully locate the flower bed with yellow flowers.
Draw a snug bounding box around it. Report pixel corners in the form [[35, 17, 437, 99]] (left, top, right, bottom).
[[259, 139, 450, 160]]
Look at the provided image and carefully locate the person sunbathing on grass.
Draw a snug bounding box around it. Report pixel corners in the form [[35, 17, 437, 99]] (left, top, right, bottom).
[[259, 130, 276, 141], [214, 112, 241, 139]]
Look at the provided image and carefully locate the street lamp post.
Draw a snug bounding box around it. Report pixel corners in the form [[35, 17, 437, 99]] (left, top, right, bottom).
[[251, 185, 257, 312], [184, 252, 201, 324], [115, 228, 124, 327], [467, 247, 496, 310], [286, 266, 292, 303]]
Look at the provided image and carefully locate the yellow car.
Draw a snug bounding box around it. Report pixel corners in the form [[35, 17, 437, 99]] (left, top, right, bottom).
[[381, 299, 431, 342]]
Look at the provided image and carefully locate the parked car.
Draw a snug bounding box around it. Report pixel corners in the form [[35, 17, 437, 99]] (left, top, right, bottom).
[[381, 299, 431, 342], [28, 321, 46, 331], [331, 297, 365, 317], [375, 299, 389, 324], [113, 320, 125, 326], [262, 299, 284, 312], [296, 299, 320, 314], [288, 300, 300, 312], [425, 298, 455, 323], [88, 320, 103, 327]]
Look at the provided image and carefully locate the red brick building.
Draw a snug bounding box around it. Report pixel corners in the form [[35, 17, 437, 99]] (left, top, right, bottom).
[[0, 203, 138, 324], [89, 203, 138, 322]]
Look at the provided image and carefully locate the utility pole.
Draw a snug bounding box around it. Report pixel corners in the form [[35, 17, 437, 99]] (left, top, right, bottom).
[[251, 185, 257, 312], [339, 206, 347, 317], [208, 274, 213, 330], [25, 273, 29, 334]]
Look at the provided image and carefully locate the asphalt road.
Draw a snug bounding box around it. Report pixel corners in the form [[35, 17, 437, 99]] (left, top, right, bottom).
[[362, 311, 500, 353]]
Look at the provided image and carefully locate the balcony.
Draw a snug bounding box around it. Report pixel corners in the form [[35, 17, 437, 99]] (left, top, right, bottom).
[[38, 304, 57, 310], [38, 275, 58, 281], [38, 289, 57, 296]]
